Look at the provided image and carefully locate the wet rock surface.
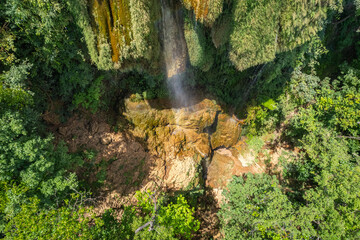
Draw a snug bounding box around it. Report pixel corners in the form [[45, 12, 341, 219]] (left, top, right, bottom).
[[210, 113, 241, 149], [124, 98, 254, 190], [49, 98, 265, 214]]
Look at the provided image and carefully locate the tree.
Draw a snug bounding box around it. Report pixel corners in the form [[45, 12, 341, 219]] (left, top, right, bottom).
[[1, 0, 95, 105], [3, 197, 97, 240], [134, 190, 200, 239], [218, 174, 312, 239], [229, 0, 280, 71]]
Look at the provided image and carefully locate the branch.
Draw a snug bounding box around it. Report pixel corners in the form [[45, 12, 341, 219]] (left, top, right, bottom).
[[135, 190, 159, 234], [332, 14, 353, 25], [135, 222, 152, 234], [64, 177, 97, 208], [336, 135, 360, 140]]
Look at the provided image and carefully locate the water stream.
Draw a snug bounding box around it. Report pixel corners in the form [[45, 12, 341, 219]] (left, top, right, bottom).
[[160, 0, 189, 108]]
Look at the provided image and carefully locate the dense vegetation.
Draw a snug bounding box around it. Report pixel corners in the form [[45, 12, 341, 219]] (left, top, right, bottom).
[[1, 0, 359, 239]]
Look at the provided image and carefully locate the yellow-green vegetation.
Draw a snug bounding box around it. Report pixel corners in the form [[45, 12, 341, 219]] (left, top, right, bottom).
[[229, 0, 343, 71], [182, 0, 223, 26], [229, 0, 281, 71], [91, 0, 132, 63], [279, 0, 329, 52], [0, 28, 16, 65], [184, 15, 214, 71]]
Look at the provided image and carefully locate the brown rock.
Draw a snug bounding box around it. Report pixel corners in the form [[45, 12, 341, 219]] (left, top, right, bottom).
[[192, 133, 211, 158], [206, 148, 263, 189], [58, 126, 67, 136], [207, 150, 235, 188], [210, 114, 241, 149], [164, 157, 198, 190], [100, 134, 112, 145], [90, 121, 99, 134]]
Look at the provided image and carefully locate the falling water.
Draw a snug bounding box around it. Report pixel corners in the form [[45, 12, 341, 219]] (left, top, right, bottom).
[[161, 0, 189, 108]]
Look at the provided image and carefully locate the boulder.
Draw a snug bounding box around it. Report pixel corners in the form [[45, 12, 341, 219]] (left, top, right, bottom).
[[206, 149, 235, 188], [210, 114, 241, 149], [100, 134, 112, 145]]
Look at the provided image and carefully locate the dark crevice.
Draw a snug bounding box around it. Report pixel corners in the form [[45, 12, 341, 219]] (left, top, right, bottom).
[[106, 0, 115, 29], [201, 110, 221, 185]]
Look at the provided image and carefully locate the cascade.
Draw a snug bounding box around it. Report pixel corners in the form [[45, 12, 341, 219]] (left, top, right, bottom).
[[160, 0, 189, 107]]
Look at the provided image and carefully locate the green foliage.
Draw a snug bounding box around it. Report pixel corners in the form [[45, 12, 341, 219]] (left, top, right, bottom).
[[182, 0, 224, 26], [3, 197, 98, 239], [245, 105, 278, 136], [229, 0, 341, 71], [0, 84, 33, 113], [318, 2, 359, 78], [134, 191, 200, 239], [1, 61, 32, 89], [118, 71, 168, 100], [1, 0, 95, 106], [0, 110, 78, 196], [184, 16, 214, 71], [315, 65, 360, 136], [0, 188, 201, 239], [226, 7, 360, 238], [211, 12, 232, 48], [73, 75, 104, 113], [66, 0, 100, 66], [2, 194, 135, 239], [246, 136, 265, 156], [229, 0, 280, 71], [0, 80, 81, 224], [261, 98, 277, 111], [288, 128, 360, 239], [71, 0, 160, 70], [279, 0, 328, 52], [289, 69, 321, 105], [0, 27, 16, 66], [129, 0, 161, 63], [219, 174, 307, 239], [220, 166, 360, 239], [157, 195, 200, 239]]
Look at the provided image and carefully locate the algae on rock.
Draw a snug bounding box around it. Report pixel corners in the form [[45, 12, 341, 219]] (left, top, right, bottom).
[[69, 0, 161, 70], [182, 0, 224, 26]]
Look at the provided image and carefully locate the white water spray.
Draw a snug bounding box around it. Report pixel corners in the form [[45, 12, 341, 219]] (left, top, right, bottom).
[[161, 0, 189, 108]]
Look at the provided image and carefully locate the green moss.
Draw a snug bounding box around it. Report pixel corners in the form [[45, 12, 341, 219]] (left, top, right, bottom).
[[229, 0, 280, 71], [184, 16, 214, 71], [71, 0, 160, 70]]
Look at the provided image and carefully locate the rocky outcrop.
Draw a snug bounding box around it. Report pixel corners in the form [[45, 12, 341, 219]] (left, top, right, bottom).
[[51, 97, 265, 213], [124, 98, 249, 190], [206, 148, 263, 189], [210, 113, 241, 149]]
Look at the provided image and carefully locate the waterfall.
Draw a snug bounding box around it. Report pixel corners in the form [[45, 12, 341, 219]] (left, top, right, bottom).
[[160, 0, 189, 108]]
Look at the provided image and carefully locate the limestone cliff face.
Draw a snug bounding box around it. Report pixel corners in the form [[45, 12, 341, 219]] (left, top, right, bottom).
[[69, 0, 161, 70], [69, 0, 223, 71], [69, 0, 337, 72]]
